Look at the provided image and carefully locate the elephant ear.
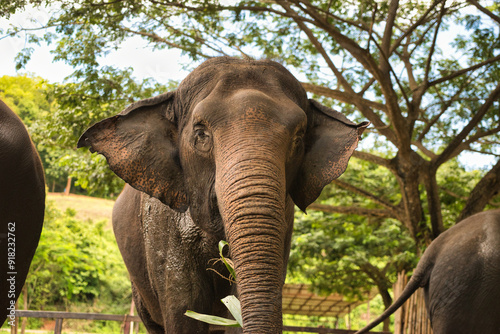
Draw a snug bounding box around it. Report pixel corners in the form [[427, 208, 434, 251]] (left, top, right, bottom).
[[77, 91, 189, 212], [290, 99, 369, 211]]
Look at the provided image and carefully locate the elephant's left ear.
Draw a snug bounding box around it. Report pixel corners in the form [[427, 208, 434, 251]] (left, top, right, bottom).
[[77, 91, 189, 212], [290, 99, 369, 211]]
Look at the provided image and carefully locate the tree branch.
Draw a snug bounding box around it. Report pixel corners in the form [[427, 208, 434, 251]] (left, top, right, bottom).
[[411, 140, 437, 159], [285, 0, 380, 78], [332, 179, 400, 216], [423, 1, 446, 87], [352, 151, 395, 169], [439, 124, 500, 162], [427, 54, 500, 87], [389, 0, 444, 55], [278, 2, 344, 88], [417, 74, 472, 142], [278, 2, 399, 147], [440, 186, 468, 201], [466, 0, 500, 25], [300, 0, 369, 31], [435, 81, 500, 166], [301, 82, 387, 111], [308, 203, 397, 219], [380, 0, 399, 75], [401, 42, 418, 91], [359, 78, 376, 96], [422, 165, 444, 238], [286, 0, 408, 150], [458, 158, 500, 221], [119, 26, 213, 58]]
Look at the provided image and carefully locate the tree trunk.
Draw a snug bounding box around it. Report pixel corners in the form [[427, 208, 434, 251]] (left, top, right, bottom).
[[393, 152, 433, 246]]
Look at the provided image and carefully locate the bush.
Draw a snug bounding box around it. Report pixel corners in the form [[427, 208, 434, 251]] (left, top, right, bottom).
[[24, 201, 131, 313]]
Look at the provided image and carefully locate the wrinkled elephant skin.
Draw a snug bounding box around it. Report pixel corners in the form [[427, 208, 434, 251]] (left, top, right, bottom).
[[78, 57, 368, 333], [356, 209, 500, 334], [1, 100, 45, 325]]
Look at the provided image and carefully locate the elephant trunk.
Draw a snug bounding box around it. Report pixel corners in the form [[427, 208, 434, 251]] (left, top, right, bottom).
[[216, 139, 287, 333]]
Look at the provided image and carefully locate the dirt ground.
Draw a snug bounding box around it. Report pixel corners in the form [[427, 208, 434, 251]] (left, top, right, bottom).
[[47, 193, 115, 226]]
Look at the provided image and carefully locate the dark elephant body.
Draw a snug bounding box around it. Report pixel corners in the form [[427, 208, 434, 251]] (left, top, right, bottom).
[[356, 209, 500, 334], [0, 100, 45, 325], [79, 57, 368, 333], [113, 185, 236, 333]]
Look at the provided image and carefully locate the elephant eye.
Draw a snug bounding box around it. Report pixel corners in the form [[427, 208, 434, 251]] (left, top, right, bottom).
[[194, 125, 212, 153], [290, 134, 304, 158]]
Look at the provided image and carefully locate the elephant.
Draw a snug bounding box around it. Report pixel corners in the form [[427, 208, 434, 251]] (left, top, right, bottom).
[[78, 56, 368, 333], [356, 209, 500, 334], [0, 100, 45, 325]]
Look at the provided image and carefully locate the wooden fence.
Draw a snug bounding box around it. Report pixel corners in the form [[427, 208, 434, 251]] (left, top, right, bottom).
[[12, 310, 141, 334], [11, 310, 391, 334], [393, 272, 432, 334]]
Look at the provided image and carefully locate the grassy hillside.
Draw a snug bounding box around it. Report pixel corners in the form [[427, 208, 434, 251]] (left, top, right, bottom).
[[47, 193, 115, 226]]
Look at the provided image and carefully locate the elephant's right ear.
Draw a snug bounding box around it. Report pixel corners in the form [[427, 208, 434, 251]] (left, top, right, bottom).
[[77, 92, 189, 212]]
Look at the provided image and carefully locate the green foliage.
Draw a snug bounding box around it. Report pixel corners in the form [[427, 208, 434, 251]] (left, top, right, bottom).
[[288, 157, 484, 303], [288, 210, 417, 301], [0, 0, 38, 19], [436, 160, 485, 228], [185, 309, 241, 327], [0, 75, 53, 126], [218, 240, 236, 282], [0, 73, 175, 198], [24, 201, 131, 311], [28, 68, 175, 197]]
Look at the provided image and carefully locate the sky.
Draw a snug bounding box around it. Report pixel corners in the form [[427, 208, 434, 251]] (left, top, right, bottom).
[[0, 6, 191, 83], [0, 4, 496, 170]]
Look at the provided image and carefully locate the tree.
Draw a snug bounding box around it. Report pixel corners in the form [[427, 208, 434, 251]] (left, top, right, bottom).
[[4, 0, 500, 324], [288, 158, 484, 330], [29, 67, 174, 197], [0, 75, 71, 191], [6, 0, 499, 243], [0, 75, 52, 126], [289, 210, 417, 331]]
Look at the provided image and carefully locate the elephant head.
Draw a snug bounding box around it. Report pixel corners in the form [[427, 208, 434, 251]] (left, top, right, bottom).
[[78, 57, 368, 333]]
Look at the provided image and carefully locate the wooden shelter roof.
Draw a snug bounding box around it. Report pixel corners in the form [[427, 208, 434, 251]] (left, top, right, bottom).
[[282, 284, 372, 318]]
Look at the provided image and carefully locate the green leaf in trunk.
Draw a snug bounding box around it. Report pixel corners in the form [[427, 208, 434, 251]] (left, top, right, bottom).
[[184, 310, 241, 327], [221, 295, 242, 327], [218, 240, 236, 281]]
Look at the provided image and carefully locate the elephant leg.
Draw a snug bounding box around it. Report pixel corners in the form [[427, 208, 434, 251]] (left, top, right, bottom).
[[132, 283, 165, 334]]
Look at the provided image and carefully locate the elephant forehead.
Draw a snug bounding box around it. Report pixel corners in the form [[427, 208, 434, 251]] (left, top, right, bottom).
[[192, 88, 307, 131], [178, 58, 308, 111]]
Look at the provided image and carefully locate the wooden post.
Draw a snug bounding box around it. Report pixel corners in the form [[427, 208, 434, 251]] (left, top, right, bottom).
[[21, 285, 28, 334], [54, 318, 63, 334], [129, 300, 135, 334], [11, 301, 19, 334], [64, 177, 72, 196], [393, 271, 407, 334], [10, 319, 17, 334], [123, 300, 135, 334]]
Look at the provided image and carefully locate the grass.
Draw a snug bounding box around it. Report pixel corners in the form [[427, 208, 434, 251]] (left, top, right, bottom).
[[47, 193, 115, 226]]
